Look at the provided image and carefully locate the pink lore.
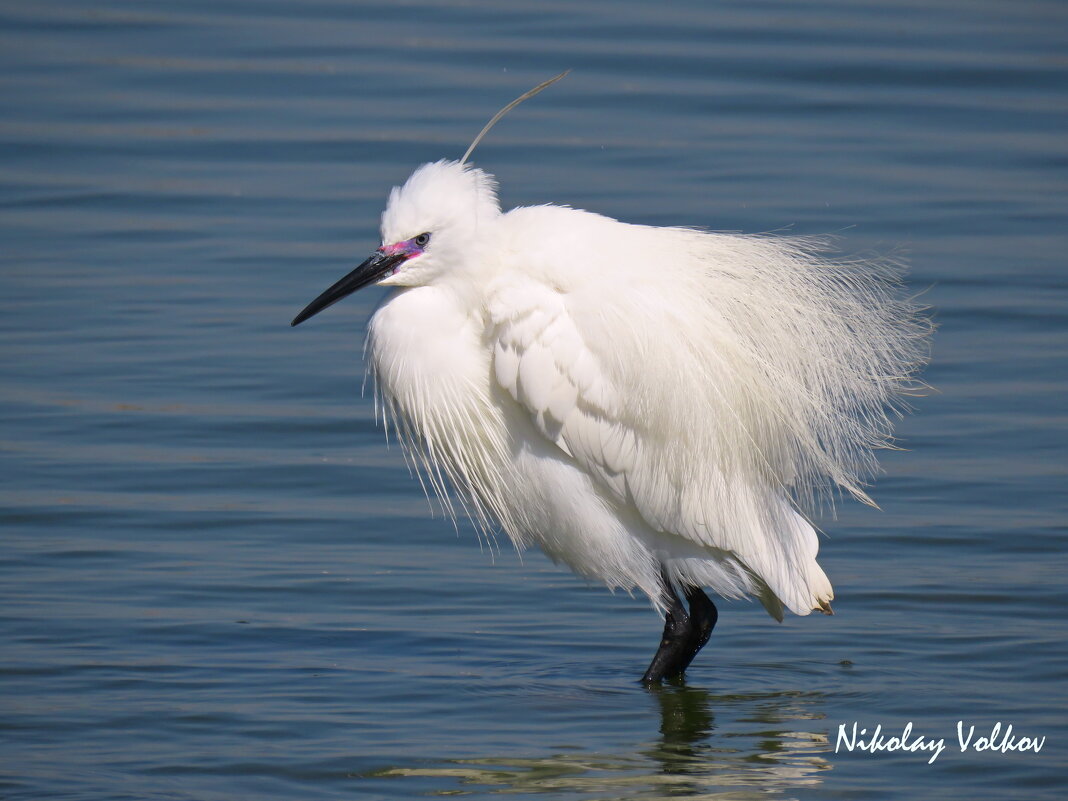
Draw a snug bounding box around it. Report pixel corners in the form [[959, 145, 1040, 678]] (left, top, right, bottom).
[[380, 239, 422, 258], [378, 239, 423, 276]]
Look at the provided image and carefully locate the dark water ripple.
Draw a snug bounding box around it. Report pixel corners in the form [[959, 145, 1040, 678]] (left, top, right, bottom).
[[2, 0, 1067, 799]]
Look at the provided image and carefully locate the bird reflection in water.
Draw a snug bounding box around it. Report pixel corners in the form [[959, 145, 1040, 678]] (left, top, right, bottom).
[[640, 681, 831, 796], [646, 680, 716, 769], [370, 681, 831, 798]]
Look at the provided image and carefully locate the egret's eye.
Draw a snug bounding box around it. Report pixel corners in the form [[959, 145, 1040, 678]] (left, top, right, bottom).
[[414, 232, 431, 248]]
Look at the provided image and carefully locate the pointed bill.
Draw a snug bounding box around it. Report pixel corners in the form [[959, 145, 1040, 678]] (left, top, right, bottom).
[[291, 250, 406, 326]]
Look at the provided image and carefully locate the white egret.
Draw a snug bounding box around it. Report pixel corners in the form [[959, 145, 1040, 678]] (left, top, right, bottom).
[[292, 73, 930, 682]]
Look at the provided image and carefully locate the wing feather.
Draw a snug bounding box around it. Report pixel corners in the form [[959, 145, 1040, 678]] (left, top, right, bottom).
[[489, 274, 827, 617], [487, 212, 927, 616]]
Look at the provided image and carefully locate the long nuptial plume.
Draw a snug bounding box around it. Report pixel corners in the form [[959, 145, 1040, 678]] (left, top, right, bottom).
[[460, 70, 571, 166]]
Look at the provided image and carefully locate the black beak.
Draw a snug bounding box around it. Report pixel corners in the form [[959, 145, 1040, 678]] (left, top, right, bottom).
[[291, 250, 406, 326]]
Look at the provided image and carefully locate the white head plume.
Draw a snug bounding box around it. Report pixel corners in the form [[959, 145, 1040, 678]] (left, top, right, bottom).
[[460, 70, 570, 166]]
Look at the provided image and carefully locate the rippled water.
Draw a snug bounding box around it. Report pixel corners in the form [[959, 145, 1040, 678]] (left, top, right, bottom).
[[2, 1, 1066, 799]]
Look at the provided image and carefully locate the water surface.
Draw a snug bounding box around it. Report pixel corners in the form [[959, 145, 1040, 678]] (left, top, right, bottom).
[[2, 1, 1066, 799]]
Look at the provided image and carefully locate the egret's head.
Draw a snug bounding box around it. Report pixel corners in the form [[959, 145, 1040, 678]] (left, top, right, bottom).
[[378, 160, 500, 287], [291, 160, 500, 326]]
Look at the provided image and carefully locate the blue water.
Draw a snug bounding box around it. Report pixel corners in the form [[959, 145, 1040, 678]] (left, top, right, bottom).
[[2, 1, 1066, 799]]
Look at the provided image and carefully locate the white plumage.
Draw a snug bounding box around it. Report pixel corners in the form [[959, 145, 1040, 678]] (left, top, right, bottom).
[[360, 160, 928, 622], [293, 93, 929, 679]]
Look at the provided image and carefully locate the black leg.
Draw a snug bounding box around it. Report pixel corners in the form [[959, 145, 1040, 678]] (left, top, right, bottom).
[[641, 568, 692, 684], [684, 583, 717, 656], [641, 565, 718, 684]]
